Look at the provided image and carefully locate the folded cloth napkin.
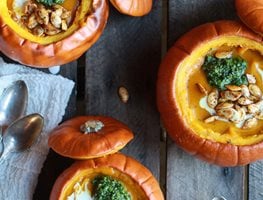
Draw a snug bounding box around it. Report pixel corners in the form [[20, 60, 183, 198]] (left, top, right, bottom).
[[0, 58, 74, 200]]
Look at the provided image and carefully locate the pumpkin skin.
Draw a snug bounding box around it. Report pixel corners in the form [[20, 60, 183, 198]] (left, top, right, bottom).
[[236, 0, 263, 36], [157, 20, 263, 166], [110, 0, 152, 17], [0, 0, 109, 68], [48, 116, 134, 159], [50, 153, 164, 200]]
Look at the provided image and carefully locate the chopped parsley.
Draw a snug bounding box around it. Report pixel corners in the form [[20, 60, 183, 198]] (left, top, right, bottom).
[[202, 55, 248, 90]]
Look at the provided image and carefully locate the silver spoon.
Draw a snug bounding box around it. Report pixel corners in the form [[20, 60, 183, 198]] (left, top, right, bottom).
[[0, 113, 44, 160], [0, 80, 28, 134]]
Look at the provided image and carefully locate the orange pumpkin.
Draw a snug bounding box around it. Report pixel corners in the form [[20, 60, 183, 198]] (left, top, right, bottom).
[[50, 153, 164, 200], [110, 0, 152, 16], [48, 116, 134, 159], [236, 0, 263, 36], [0, 0, 109, 67], [157, 20, 263, 166]]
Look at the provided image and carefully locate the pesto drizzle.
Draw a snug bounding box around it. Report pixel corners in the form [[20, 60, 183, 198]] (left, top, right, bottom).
[[202, 55, 248, 90], [92, 175, 131, 200]]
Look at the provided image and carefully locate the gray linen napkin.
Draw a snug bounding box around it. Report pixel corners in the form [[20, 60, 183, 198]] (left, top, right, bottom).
[[0, 58, 74, 199]]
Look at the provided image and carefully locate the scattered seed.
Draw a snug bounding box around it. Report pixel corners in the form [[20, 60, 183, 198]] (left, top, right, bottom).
[[118, 87, 129, 103], [225, 85, 241, 91], [249, 84, 262, 98], [221, 90, 242, 101], [241, 85, 250, 98], [196, 83, 208, 95], [246, 74, 256, 84], [207, 89, 219, 108], [216, 108, 235, 120], [204, 116, 217, 123], [237, 97, 254, 106], [215, 102, 234, 110], [242, 118, 257, 129], [215, 50, 233, 59]]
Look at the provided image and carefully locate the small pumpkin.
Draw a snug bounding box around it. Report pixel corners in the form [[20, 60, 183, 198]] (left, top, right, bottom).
[[50, 153, 164, 200], [157, 20, 263, 166], [110, 0, 152, 17], [48, 116, 134, 159], [0, 0, 109, 67], [236, 0, 263, 36]]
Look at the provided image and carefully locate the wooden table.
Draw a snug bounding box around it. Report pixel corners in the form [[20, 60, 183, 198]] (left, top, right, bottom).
[[2, 0, 262, 199]]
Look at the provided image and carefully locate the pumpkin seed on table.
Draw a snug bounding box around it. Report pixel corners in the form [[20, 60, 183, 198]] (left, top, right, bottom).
[[118, 87, 129, 103]]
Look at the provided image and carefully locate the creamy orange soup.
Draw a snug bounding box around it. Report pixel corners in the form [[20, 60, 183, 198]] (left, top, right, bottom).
[[175, 37, 263, 145], [64, 167, 147, 200]]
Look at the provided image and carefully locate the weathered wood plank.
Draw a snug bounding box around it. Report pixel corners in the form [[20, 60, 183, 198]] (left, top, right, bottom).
[[167, 0, 245, 199], [249, 162, 263, 200], [84, 1, 162, 181]]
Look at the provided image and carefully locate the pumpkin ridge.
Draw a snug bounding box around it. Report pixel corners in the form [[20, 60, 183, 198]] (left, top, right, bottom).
[[139, 174, 152, 187], [237, 145, 242, 165], [212, 142, 221, 165], [244, 7, 263, 16], [174, 44, 191, 56], [211, 23, 220, 37]]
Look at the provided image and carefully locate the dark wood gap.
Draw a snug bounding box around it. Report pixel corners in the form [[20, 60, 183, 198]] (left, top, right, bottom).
[[76, 54, 86, 115], [160, 0, 168, 198], [244, 165, 248, 200]]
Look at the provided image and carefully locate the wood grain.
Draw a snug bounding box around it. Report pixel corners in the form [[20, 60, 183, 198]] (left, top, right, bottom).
[[166, 0, 245, 199], [84, 1, 162, 180], [249, 161, 263, 200]]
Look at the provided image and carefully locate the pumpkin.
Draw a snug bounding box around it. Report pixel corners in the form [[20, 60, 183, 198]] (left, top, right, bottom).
[[48, 116, 134, 159], [235, 0, 263, 36], [157, 20, 263, 166], [110, 0, 152, 17], [50, 153, 164, 200], [0, 0, 109, 67]]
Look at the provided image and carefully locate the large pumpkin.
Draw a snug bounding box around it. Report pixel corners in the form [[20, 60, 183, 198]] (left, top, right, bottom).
[[0, 0, 109, 67], [48, 116, 134, 159], [50, 153, 164, 200], [110, 0, 152, 16], [236, 0, 263, 36], [157, 20, 263, 166]]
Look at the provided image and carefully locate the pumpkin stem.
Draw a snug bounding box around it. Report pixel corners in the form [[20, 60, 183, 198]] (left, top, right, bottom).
[[80, 120, 104, 134]]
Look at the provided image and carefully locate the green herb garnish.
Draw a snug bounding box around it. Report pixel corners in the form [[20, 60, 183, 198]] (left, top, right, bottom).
[[202, 55, 248, 90], [92, 175, 131, 200], [36, 0, 64, 6]]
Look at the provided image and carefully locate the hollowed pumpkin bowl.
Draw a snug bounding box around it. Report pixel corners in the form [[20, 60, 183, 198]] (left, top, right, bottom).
[[50, 153, 164, 200], [157, 20, 263, 166], [0, 0, 109, 67]]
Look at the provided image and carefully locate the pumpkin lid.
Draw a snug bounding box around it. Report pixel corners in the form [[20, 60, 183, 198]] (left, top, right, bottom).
[[48, 116, 134, 159], [235, 0, 263, 35], [50, 153, 164, 200], [110, 0, 152, 16]]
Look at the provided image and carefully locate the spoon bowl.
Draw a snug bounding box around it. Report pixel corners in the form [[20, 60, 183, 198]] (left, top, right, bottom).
[[0, 113, 44, 159], [0, 80, 28, 130]]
